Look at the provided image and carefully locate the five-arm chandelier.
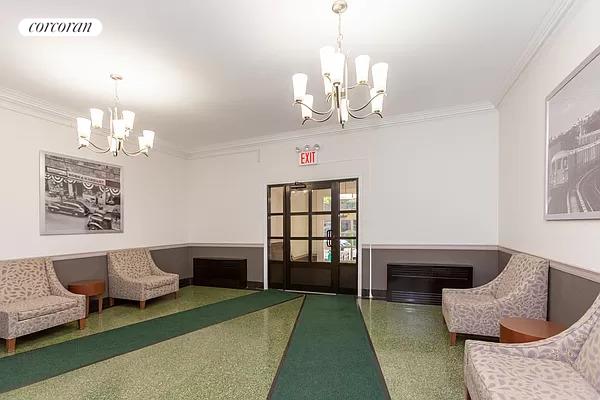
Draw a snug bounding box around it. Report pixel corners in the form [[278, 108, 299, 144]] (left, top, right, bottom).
[[75, 74, 155, 157], [292, 0, 388, 128]]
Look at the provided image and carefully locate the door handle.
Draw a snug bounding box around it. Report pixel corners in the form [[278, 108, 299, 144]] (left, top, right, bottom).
[[326, 229, 332, 247]]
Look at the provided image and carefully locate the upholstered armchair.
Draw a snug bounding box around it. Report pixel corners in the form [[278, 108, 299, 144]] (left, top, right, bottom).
[[0, 257, 86, 352], [442, 253, 548, 345], [464, 293, 600, 400], [107, 248, 179, 309]]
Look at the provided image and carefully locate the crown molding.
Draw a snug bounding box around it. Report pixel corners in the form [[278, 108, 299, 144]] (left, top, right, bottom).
[[0, 87, 190, 160], [494, 0, 576, 106], [187, 101, 496, 159]]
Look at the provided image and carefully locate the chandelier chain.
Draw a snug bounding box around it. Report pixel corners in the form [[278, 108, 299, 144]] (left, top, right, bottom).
[[336, 13, 343, 51]]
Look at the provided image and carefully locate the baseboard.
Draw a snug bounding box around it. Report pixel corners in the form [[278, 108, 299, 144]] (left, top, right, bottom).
[[179, 277, 193, 288], [361, 289, 387, 300], [247, 281, 264, 290]]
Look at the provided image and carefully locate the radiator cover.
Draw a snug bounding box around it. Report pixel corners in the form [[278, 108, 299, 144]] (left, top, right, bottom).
[[387, 263, 473, 305]]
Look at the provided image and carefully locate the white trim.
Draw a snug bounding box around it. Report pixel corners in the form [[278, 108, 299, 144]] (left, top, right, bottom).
[[188, 242, 264, 248], [0, 87, 189, 160], [0, 85, 495, 161], [187, 102, 496, 159], [365, 244, 498, 251], [495, 0, 576, 106], [498, 246, 600, 284]]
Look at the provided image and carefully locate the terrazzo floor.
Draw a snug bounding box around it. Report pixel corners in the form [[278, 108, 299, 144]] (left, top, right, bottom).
[[2, 296, 303, 400], [3, 289, 468, 400], [359, 299, 465, 400], [1, 285, 253, 357]]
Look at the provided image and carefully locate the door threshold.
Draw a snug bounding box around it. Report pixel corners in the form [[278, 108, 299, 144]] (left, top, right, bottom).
[[284, 289, 337, 296]]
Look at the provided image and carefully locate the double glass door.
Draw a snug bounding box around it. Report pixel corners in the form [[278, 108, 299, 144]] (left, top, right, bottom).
[[268, 179, 358, 294]]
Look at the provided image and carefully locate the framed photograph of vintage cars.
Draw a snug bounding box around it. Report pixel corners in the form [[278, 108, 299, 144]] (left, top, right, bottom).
[[545, 45, 600, 220], [40, 151, 123, 234]]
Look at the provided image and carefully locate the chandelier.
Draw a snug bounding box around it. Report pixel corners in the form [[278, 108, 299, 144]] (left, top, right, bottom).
[[292, 0, 388, 128], [75, 74, 155, 157]]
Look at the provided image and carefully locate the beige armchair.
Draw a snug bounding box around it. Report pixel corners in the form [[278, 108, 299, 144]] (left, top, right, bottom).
[[107, 248, 179, 309], [0, 257, 86, 352], [442, 253, 548, 345], [464, 292, 600, 400]]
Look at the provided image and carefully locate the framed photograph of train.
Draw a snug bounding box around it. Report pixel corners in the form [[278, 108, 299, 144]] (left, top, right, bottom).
[[545, 45, 600, 221], [40, 151, 123, 234]]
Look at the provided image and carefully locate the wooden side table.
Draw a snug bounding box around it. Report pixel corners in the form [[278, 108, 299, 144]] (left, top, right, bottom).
[[500, 318, 567, 343], [68, 280, 106, 317]]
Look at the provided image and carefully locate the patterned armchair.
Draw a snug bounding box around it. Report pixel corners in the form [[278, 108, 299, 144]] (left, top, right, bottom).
[[107, 248, 179, 309], [442, 254, 548, 345], [0, 257, 86, 353], [464, 293, 600, 400]]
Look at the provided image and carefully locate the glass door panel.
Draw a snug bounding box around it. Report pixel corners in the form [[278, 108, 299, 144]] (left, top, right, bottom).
[[290, 215, 309, 237], [340, 180, 357, 211], [312, 214, 331, 238], [312, 188, 332, 211], [290, 189, 308, 212], [339, 213, 357, 237], [270, 215, 283, 237]]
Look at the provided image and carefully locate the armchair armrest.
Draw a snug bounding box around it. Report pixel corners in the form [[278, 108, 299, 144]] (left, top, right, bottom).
[[442, 280, 495, 296], [0, 309, 17, 338], [466, 296, 600, 364]]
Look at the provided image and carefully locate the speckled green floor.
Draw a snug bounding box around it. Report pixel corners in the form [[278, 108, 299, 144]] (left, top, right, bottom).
[[2, 297, 304, 400], [359, 299, 465, 400], [2, 285, 253, 357]]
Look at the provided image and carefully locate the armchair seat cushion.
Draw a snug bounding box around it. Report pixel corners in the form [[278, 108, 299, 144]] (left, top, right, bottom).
[[466, 347, 598, 400], [443, 292, 499, 337], [138, 275, 178, 290], [2, 296, 78, 321]]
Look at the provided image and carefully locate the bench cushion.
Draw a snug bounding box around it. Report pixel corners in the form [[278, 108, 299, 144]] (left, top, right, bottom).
[[1, 296, 78, 321], [138, 275, 177, 290]]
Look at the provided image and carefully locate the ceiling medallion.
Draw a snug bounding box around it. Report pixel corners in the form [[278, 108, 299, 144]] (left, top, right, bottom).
[[292, 0, 389, 128], [75, 74, 155, 157]]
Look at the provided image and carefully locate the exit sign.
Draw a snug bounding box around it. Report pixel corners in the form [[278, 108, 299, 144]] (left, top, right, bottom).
[[299, 150, 318, 166]]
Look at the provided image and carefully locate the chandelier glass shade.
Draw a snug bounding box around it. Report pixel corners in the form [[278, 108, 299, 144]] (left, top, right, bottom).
[[292, 0, 388, 128], [76, 74, 155, 157]]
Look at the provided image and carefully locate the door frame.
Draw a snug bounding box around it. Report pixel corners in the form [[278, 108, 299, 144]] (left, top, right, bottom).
[[263, 175, 363, 296]]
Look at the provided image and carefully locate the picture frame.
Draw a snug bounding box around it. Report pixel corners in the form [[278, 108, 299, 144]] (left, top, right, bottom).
[[545, 44, 600, 220], [40, 151, 124, 234]]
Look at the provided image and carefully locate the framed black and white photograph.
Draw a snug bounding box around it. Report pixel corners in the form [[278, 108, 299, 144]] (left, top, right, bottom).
[[40, 151, 123, 234], [545, 46, 600, 220]]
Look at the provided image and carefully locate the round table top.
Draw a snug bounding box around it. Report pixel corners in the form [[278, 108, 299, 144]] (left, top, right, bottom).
[[68, 279, 105, 296], [500, 318, 566, 341]]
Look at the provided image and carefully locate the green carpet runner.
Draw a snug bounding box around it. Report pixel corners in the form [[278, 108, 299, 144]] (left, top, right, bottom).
[[0, 290, 301, 393], [269, 294, 390, 400]]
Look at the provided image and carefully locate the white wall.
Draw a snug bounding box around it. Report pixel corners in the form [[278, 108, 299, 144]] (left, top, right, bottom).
[[499, 0, 600, 272], [188, 110, 499, 246], [0, 108, 188, 260]]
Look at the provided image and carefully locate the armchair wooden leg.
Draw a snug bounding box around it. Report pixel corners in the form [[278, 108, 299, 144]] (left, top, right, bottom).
[[6, 338, 15, 353], [139, 300, 146, 309], [78, 318, 87, 330], [450, 332, 457, 346], [108, 297, 114, 307], [465, 386, 471, 400]]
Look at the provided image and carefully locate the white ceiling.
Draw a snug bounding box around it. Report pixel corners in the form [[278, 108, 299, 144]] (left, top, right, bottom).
[[0, 0, 567, 152]]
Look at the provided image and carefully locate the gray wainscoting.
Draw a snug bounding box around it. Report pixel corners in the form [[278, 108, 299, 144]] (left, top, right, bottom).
[[34, 245, 600, 326], [361, 247, 500, 298], [499, 249, 600, 326]]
